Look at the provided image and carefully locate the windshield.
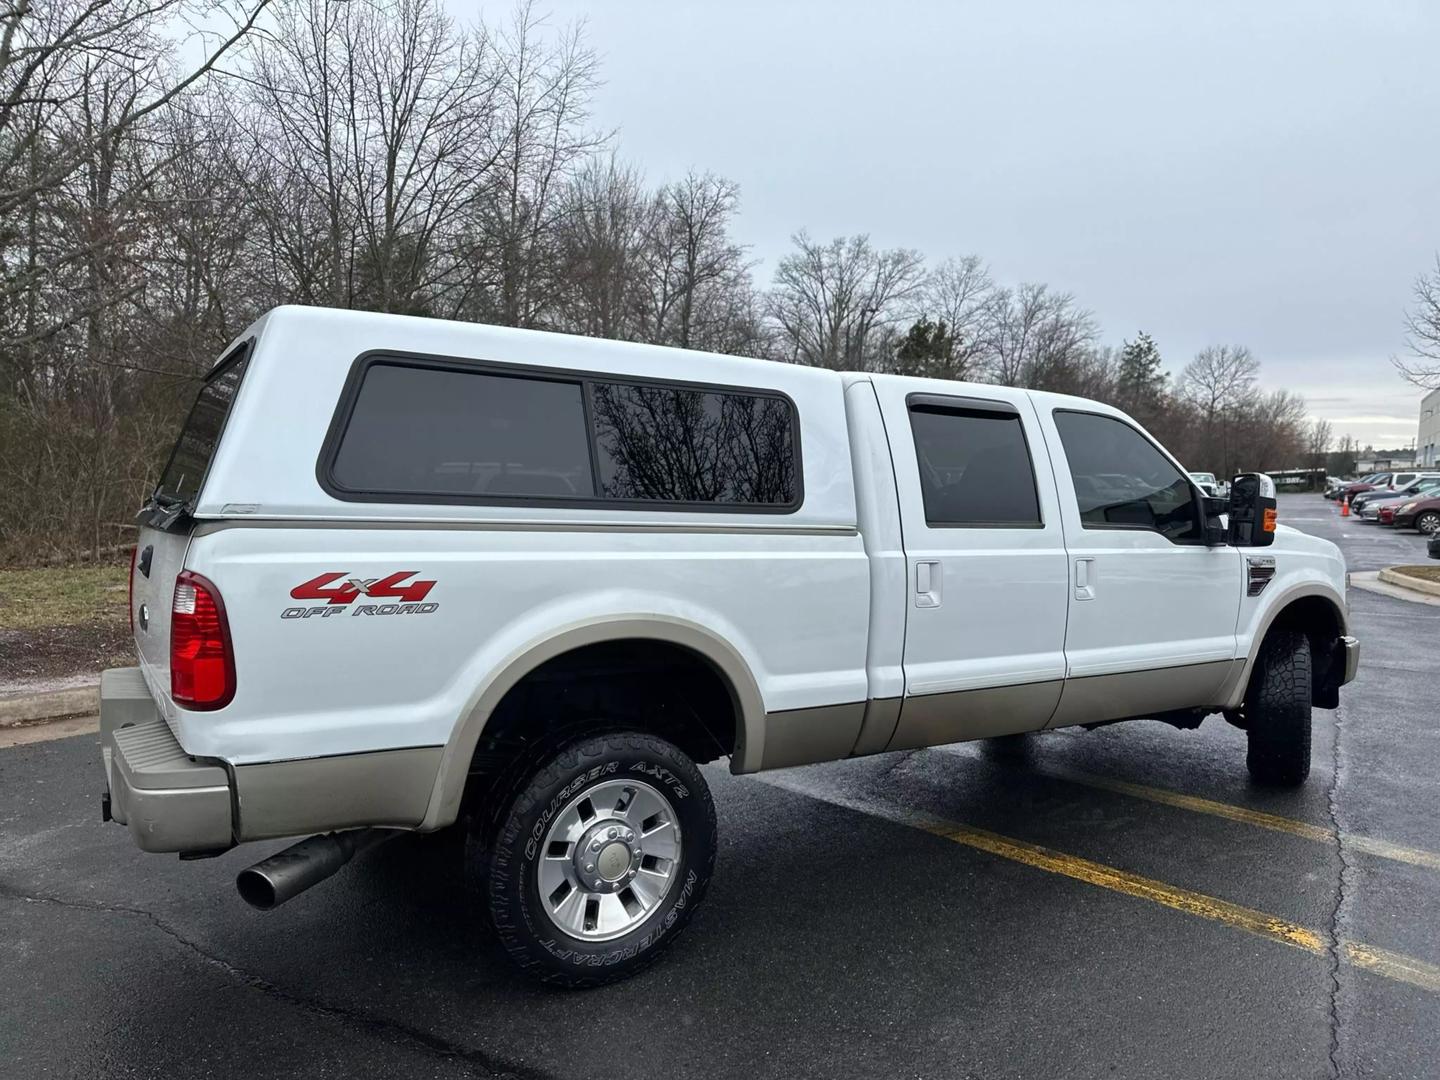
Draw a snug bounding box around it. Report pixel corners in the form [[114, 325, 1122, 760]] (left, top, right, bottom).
[[1189, 472, 1216, 483], [154, 344, 251, 506]]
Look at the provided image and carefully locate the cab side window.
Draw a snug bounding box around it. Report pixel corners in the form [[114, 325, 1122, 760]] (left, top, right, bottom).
[[1053, 410, 1201, 543], [908, 399, 1042, 527]]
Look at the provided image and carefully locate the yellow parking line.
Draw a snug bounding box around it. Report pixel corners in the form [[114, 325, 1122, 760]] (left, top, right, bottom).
[[762, 776, 1440, 994], [1025, 764, 1440, 873], [1346, 943, 1440, 992]]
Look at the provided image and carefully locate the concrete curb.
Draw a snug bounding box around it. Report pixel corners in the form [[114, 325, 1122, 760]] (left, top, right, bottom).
[[1349, 571, 1440, 607], [0, 685, 100, 726], [0, 713, 99, 749], [1378, 567, 1440, 598]]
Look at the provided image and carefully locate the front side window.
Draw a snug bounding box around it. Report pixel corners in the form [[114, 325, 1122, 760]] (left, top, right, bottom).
[[908, 403, 1041, 526], [330, 364, 595, 499], [1053, 410, 1200, 542]]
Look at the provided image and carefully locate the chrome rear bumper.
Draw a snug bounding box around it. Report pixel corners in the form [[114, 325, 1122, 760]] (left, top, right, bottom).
[[100, 667, 233, 854]]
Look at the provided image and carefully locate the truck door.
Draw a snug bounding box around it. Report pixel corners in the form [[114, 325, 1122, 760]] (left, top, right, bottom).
[[1035, 404, 1243, 727], [873, 382, 1070, 750]]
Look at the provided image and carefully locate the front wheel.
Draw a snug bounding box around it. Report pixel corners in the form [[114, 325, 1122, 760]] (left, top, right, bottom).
[[1244, 629, 1313, 787], [482, 732, 716, 988], [1416, 510, 1440, 535]]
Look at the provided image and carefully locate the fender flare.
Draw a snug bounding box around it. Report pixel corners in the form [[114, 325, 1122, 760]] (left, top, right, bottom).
[[418, 615, 766, 830], [1221, 583, 1349, 709]]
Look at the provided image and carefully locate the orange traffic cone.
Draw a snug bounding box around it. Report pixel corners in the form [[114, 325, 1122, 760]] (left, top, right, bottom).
[[1341, 494, 1350, 517]]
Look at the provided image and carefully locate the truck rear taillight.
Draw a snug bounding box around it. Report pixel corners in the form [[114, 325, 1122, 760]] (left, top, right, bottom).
[[171, 571, 235, 710]]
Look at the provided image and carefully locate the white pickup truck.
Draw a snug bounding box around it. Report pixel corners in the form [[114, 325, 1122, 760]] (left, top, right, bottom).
[[102, 306, 1358, 987]]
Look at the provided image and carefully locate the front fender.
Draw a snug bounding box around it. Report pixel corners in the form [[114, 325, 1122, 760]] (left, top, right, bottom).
[[1222, 577, 1350, 709]]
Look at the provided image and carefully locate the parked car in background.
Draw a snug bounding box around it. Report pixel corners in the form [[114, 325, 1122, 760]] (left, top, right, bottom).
[[1388, 495, 1440, 538], [1353, 476, 1440, 518], [1390, 494, 1440, 534], [1337, 474, 1393, 502], [1379, 471, 1427, 492], [1188, 471, 1229, 498], [1428, 531, 1440, 559], [1327, 474, 1383, 499]]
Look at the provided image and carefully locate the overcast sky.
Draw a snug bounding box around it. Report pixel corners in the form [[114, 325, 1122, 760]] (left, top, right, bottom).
[[464, 1, 1438, 449]]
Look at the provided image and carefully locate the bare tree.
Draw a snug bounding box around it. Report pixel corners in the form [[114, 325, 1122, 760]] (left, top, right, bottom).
[[1305, 418, 1333, 468], [553, 154, 650, 338], [1393, 254, 1440, 388], [767, 232, 925, 369], [1329, 433, 1359, 477], [1232, 389, 1308, 472], [245, 0, 497, 316], [466, 1, 604, 328], [1180, 344, 1259, 417], [638, 171, 749, 351], [1180, 345, 1261, 476], [976, 282, 1097, 388], [914, 254, 992, 379], [0, 0, 271, 348]]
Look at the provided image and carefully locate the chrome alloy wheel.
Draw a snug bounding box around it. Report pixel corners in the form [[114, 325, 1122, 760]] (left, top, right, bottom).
[[536, 778, 682, 941]]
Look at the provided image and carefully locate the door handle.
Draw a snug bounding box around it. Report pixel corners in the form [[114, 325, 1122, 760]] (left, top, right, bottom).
[[1074, 557, 1095, 601], [915, 560, 942, 608]]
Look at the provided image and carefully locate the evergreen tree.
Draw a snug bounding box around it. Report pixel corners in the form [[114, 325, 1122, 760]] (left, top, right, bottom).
[[1115, 331, 1166, 419], [893, 317, 957, 376]]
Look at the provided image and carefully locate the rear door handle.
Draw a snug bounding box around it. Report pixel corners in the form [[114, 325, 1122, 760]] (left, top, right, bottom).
[[915, 560, 942, 608], [1074, 557, 1095, 601]]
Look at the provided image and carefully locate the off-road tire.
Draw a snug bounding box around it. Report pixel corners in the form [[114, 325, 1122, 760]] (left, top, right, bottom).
[[481, 731, 716, 988], [1244, 629, 1313, 787]]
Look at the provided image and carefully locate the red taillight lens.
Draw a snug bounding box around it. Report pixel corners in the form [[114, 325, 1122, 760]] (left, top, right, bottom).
[[171, 570, 235, 710], [128, 545, 138, 633]]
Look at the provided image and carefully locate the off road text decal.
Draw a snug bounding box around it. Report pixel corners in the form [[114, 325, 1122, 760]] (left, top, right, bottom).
[[282, 571, 438, 619]]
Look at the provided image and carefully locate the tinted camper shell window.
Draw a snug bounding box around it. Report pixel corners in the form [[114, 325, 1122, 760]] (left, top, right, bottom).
[[320, 354, 802, 513]]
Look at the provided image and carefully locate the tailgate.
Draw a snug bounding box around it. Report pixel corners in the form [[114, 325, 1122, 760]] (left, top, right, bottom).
[[130, 524, 192, 698], [130, 341, 252, 701]]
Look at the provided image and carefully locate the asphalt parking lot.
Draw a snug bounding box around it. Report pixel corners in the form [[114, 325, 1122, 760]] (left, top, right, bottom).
[[3, 493, 1438, 1079]]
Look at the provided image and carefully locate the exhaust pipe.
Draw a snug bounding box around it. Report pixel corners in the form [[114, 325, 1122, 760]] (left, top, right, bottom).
[[237, 828, 392, 911]]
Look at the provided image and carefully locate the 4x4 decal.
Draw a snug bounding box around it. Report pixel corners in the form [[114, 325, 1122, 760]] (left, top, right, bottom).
[[283, 571, 438, 620], [290, 571, 435, 605]]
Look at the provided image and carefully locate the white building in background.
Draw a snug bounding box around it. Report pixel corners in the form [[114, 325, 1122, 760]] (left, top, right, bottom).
[[1419, 388, 1440, 468], [1357, 453, 1416, 473]]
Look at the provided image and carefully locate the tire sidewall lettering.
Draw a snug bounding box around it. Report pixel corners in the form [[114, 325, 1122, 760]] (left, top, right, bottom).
[[628, 760, 690, 799]]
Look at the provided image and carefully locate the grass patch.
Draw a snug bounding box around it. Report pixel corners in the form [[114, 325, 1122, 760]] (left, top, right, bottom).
[[0, 564, 129, 630], [1393, 565, 1440, 584]]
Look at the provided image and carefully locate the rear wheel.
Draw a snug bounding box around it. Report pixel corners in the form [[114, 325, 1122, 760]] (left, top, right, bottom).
[[480, 731, 716, 988], [1244, 629, 1312, 787]]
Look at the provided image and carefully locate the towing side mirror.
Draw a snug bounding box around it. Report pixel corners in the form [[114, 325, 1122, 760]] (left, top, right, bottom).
[[1201, 495, 1228, 546], [1227, 473, 1277, 547]]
